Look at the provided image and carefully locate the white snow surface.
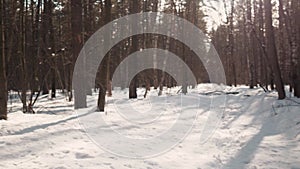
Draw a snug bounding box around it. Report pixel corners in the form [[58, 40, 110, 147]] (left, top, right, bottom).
[[1, 84, 300, 169]]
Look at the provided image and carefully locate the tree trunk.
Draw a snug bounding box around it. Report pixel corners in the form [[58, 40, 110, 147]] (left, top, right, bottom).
[[97, 0, 112, 111], [0, 0, 7, 120], [20, 0, 29, 113], [229, 0, 237, 87], [291, 0, 300, 97], [264, 0, 286, 99], [97, 83, 106, 112], [129, 80, 137, 99], [49, 0, 56, 99], [128, 0, 139, 99], [72, 0, 87, 109], [246, 0, 255, 89]]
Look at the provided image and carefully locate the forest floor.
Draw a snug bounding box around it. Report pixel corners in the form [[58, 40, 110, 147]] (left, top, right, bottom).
[[1, 84, 300, 169]]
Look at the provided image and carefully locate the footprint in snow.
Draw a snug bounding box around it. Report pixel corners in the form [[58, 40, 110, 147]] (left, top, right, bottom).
[[31, 138, 40, 142], [72, 136, 79, 140], [50, 167, 67, 169], [103, 162, 112, 166], [109, 156, 118, 160], [124, 164, 132, 168], [75, 152, 94, 159], [5, 142, 12, 145], [291, 167, 300, 169], [144, 161, 159, 167]]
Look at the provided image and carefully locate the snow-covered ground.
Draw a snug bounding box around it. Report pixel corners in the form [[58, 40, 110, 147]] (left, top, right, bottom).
[[1, 84, 300, 169]]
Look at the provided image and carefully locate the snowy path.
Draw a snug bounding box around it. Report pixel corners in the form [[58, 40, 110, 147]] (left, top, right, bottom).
[[1, 84, 300, 169]]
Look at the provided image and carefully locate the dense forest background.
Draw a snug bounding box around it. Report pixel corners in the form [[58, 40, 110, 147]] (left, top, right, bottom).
[[0, 0, 299, 120]]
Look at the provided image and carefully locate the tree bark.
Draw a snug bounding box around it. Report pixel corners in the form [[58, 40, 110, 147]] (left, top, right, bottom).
[[246, 0, 255, 89], [97, 0, 112, 111], [72, 0, 87, 109], [264, 0, 286, 99], [290, 0, 300, 97], [0, 0, 7, 120], [20, 0, 29, 113], [128, 0, 139, 99]]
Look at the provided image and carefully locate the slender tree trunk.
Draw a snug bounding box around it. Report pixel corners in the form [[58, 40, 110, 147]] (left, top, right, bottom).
[[0, 0, 7, 120], [41, 0, 49, 95], [72, 0, 87, 108], [264, 0, 286, 99], [20, 0, 29, 113], [83, 0, 93, 96], [290, 0, 300, 97], [241, 11, 249, 86], [246, 0, 255, 89], [48, 0, 56, 98], [257, 0, 264, 87], [97, 0, 112, 111], [278, 0, 286, 84], [105, 0, 112, 97], [128, 0, 138, 99], [229, 0, 236, 86]]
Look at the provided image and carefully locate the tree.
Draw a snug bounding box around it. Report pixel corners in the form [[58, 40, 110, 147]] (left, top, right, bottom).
[[290, 0, 300, 97], [19, 0, 29, 113], [128, 0, 139, 99], [228, 0, 237, 87], [246, 0, 255, 88], [264, 0, 286, 99], [72, 0, 87, 109], [97, 0, 112, 111], [0, 0, 7, 120]]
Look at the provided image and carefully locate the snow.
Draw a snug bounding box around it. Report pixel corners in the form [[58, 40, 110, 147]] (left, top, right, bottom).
[[1, 84, 300, 169]]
